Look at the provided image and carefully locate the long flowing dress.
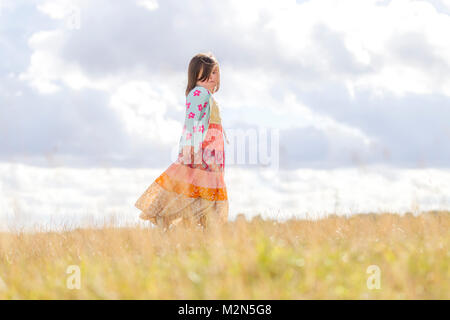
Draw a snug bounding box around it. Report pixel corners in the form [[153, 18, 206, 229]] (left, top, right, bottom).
[[134, 85, 228, 229]]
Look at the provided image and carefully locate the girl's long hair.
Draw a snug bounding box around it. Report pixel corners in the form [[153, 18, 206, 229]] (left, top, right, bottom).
[[185, 52, 220, 97]]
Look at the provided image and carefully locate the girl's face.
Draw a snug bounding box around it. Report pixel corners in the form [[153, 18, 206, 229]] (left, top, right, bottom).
[[197, 64, 219, 93]]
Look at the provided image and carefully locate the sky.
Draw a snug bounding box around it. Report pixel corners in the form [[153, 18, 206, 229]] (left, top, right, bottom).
[[1, 0, 449, 230]]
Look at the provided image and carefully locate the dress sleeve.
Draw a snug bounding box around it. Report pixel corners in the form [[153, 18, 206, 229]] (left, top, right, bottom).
[[179, 86, 211, 163]]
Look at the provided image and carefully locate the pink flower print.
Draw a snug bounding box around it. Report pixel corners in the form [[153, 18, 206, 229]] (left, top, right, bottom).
[[193, 90, 201, 96], [188, 112, 195, 119], [186, 132, 192, 140], [186, 102, 191, 109], [200, 112, 206, 119], [193, 126, 196, 132], [203, 101, 208, 109], [198, 125, 204, 133], [198, 104, 203, 111]]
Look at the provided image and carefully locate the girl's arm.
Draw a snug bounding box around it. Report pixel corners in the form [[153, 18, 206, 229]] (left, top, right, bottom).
[[180, 87, 211, 163]]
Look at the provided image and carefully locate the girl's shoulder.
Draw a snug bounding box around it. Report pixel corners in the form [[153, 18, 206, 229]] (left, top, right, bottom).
[[188, 85, 212, 98]]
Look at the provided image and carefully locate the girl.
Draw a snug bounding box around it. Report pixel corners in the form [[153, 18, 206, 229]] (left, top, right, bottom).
[[135, 52, 229, 231]]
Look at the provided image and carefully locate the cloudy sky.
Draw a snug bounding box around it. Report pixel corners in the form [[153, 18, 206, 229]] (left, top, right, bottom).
[[1, 0, 449, 230]]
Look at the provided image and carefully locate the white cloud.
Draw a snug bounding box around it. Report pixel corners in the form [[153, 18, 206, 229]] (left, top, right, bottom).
[[18, 29, 105, 93], [255, 0, 450, 97], [37, 0, 78, 19], [279, 93, 374, 146], [136, 0, 159, 11], [442, 0, 450, 10], [22, 0, 450, 98], [109, 81, 182, 146]]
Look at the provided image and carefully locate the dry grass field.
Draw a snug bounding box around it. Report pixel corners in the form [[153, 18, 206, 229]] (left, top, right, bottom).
[[0, 211, 448, 299]]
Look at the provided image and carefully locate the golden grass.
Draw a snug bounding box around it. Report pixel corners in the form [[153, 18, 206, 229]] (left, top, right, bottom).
[[0, 211, 448, 299]]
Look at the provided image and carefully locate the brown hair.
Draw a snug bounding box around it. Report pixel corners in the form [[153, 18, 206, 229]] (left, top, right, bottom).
[[185, 52, 220, 96]]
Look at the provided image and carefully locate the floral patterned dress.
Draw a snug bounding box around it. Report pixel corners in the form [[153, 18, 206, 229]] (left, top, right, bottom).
[[134, 85, 228, 229]]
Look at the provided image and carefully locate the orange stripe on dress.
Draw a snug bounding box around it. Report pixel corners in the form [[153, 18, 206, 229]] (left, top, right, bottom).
[[156, 171, 228, 201]]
